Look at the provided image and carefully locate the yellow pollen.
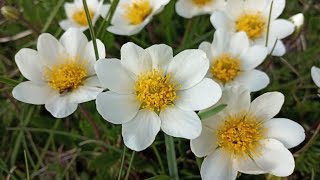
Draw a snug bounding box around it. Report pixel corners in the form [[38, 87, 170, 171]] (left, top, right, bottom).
[[192, 0, 213, 6], [44, 59, 87, 94], [236, 12, 266, 40], [216, 112, 267, 158], [72, 8, 94, 26], [134, 69, 178, 112], [124, 0, 152, 25], [211, 54, 241, 84]]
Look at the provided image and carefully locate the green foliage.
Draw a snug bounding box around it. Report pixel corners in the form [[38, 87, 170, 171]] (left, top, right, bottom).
[[0, 0, 319, 179]]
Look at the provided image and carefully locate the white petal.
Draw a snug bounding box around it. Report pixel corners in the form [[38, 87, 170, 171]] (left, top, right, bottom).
[[121, 42, 152, 76], [59, 20, 78, 31], [240, 46, 268, 70], [122, 109, 161, 151], [95, 91, 140, 124], [68, 85, 103, 104], [45, 93, 78, 118], [225, 0, 244, 20], [199, 42, 214, 61], [231, 70, 270, 92], [150, 0, 170, 12], [64, 3, 77, 19], [269, 19, 294, 39], [175, 0, 201, 19], [266, 0, 285, 20], [252, 139, 295, 177], [311, 66, 320, 87], [229, 32, 249, 56], [167, 49, 209, 90], [210, 11, 231, 30], [234, 155, 266, 175], [249, 92, 284, 121], [160, 106, 202, 139], [175, 78, 222, 111], [108, 16, 152, 36], [270, 40, 286, 57], [265, 118, 305, 149], [12, 81, 52, 105], [15, 48, 45, 82], [245, 0, 269, 12], [190, 125, 217, 157], [212, 29, 230, 56], [81, 39, 106, 75], [59, 28, 88, 57], [95, 58, 135, 94], [37, 33, 66, 65], [200, 149, 238, 180], [99, 4, 110, 18], [146, 44, 173, 71], [214, 86, 251, 116]]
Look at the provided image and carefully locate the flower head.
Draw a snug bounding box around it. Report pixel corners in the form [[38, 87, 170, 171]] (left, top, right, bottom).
[[175, 0, 226, 18], [59, 0, 110, 31], [95, 43, 222, 151], [199, 29, 269, 92], [12, 28, 106, 118], [107, 0, 170, 36], [210, 0, 294, 57], [191, 86, 305, 180]]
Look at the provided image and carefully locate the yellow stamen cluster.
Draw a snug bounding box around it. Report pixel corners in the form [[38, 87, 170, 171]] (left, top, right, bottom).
[[192, 0, 212, 6], [236, 12, 266, 40], [216, 112, 267, 158], [211, 54, 241, 84], [44, 59, 87, 94], [72, 8, 94, 26], [134, 69, 178, 112], [124, 0, 152, 25]]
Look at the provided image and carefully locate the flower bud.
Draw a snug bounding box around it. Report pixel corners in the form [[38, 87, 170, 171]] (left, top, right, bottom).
[[289, 13, 304, 34], [1, 6, 19, 21]]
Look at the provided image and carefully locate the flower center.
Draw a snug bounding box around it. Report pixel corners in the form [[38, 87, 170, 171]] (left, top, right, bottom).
[[72, 8, 94, 26], [211, 54, 241, 84], [236, 12, 266, 40], [134, 69, 178, 112], [124, 0, 152, 25], [216, 112, 267, 158], [44, 59, 87, 94], [192, 0, 212, 6]]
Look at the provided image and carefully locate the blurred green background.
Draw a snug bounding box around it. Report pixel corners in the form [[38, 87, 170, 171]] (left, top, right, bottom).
[[0, 0, 319, 179]]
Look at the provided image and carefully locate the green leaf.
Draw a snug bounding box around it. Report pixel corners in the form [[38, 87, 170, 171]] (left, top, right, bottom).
[[198, 104, 227, 120], [0, 76, 19, 86], [146, 175, 170, 180]]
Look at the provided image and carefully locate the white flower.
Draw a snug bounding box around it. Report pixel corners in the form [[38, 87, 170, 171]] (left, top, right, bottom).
[[210, 0, 294, 57], [95, 42, 222, 151], [311, 66, 320, 96], [59, 0, 110, 31], [107, 0, 170, 36], [199, 29, 269, 92], [12, 28, 105, 118], [175, 0, 226, 19], [191, 86, 305, 180]]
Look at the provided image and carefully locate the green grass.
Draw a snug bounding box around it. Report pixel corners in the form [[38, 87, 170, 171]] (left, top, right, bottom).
[[0, 0, 319, 179]]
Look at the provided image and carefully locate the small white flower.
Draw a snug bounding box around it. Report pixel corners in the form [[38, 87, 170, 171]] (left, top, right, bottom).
[[311, 66, 320, 96], [175, 0, 226, 19], [12, 28, 106, 118], [59, 0, 110, 31], [95, 42, 222, 151], [199, 29, 269, 92], [210, 0, 294, 57], [107, 0, 170, 36], [191, 86, 305, 180]]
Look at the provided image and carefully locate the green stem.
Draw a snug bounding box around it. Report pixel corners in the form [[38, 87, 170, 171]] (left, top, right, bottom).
[[151, 144, 165, 174], [265, 0, 274, 47], [124, 151, 135, 180], [24, 150, 30, 180], [42, 0, 65, 32], [164, 134, 179, 180], [97, 0, 120, 38], [117, 146, 127, 180], [82, 0, 99, 59]]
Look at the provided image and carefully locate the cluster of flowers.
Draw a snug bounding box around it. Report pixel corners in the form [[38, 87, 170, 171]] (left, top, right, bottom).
[[12, 0, 309, 179]]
